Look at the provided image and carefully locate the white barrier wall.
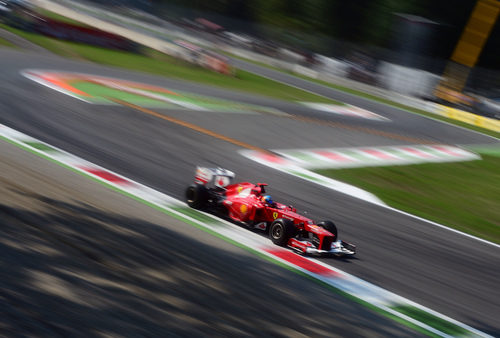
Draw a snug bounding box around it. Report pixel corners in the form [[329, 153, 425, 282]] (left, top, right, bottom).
[[378, 62, 441, 98], [315, 55, 349, 77]]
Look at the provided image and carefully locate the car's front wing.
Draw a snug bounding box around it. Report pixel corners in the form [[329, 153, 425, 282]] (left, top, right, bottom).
[[288, 238, 356, 256]]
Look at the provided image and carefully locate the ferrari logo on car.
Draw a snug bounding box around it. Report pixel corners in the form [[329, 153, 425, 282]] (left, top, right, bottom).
[[273, 212, 278, 219], [240, 204, 248, 213]]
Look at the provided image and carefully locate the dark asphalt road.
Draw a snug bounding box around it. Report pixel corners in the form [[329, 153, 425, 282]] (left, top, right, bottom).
[[1, 138, 424, 337], [1, 48, 499, 335]]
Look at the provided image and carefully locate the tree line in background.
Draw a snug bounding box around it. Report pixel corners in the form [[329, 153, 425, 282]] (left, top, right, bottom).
[[151, 0, 499, 70]]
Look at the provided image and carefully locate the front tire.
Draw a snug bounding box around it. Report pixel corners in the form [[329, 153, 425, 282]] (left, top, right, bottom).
[[185, 184, 208, 209], [269, 219, 296, 246], [317, 220, 338, 239]]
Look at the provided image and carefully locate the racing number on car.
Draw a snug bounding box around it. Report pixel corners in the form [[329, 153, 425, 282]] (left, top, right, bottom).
[[273, 212, 278, 219]]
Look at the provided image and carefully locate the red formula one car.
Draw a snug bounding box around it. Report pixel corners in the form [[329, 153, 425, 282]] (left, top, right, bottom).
[[185, 167, 356, 256]]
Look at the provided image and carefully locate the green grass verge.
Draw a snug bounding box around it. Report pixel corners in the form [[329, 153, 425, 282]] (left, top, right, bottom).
[[0, 36, 16, 47], [0, 23, 336, 103], [316, 155, 500, 244], [171, 207, 219, 224], [466, 144, 500, 157], [391, 306, 468, 336]]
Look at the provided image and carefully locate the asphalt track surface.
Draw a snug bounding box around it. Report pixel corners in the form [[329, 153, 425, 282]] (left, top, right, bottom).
[[0, 138, 424, 337], [1, 48, 499, 335]]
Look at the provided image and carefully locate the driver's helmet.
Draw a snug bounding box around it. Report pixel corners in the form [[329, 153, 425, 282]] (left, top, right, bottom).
[[261, 195, 273, 204]]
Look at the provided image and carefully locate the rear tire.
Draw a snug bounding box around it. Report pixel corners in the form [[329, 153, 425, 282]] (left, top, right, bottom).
[[185, 184, 208, 209], [317, 220, 338, 239], [269, 219, 296, 246]]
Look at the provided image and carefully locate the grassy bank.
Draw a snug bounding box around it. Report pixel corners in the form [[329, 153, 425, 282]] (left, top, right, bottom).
[[0, 24, 336, 103], [316, 154, 500, 244], [0, 37, 15, 47]]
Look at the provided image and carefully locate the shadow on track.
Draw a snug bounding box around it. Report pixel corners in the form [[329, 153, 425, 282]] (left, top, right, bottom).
[[0, 187, 421, 337]]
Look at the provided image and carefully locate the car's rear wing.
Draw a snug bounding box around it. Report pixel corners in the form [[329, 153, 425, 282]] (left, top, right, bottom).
[[194, 167, 235, 188]]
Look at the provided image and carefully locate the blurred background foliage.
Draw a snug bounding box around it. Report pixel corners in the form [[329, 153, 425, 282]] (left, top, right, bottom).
[[146, 0, 498, 69]]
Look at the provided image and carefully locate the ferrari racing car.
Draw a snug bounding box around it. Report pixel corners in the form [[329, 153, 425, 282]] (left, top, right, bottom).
[[185, 167, 356, 256]]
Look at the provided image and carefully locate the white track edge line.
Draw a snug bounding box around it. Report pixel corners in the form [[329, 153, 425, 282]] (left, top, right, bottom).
[[240, 148, 498, 249], [0, 123, 491, 336]]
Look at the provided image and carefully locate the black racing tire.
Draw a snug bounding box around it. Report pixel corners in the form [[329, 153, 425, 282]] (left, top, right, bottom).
[[317, 220, 338, 239], [269, 218, 296, 246], [185, 184, 208, 209]]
